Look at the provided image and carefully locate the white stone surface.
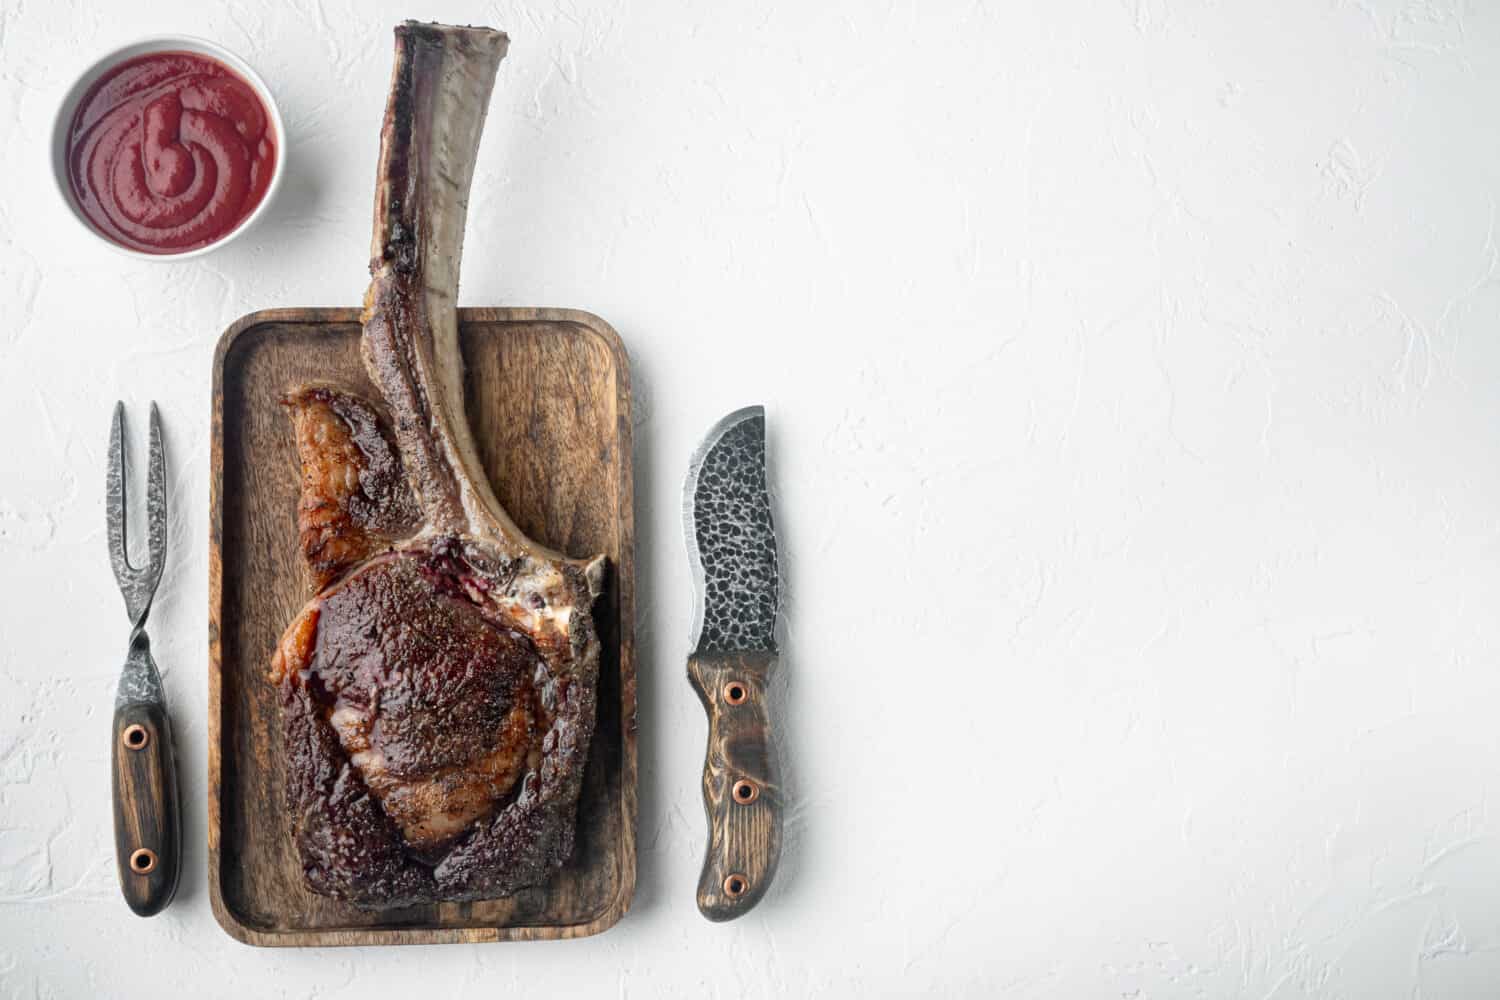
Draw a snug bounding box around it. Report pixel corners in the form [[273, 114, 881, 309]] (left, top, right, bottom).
[[4, 0, 1500, 996]]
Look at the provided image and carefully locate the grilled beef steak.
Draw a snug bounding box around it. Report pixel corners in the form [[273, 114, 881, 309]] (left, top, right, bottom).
[[269, 22, 604, 907]]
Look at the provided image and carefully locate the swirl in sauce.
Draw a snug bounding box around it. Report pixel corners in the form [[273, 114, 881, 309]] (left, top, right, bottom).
[[67, 51, 276, 254]]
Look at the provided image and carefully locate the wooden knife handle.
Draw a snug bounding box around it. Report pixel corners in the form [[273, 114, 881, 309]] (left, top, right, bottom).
[[687, 651, 783, 921], [111, 699, 181, 916]]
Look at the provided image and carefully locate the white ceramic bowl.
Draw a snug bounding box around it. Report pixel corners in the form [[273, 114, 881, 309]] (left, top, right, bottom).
[[50, 35, 286, 260]]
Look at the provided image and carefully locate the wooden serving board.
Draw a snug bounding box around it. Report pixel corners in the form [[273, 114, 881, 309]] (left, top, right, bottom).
[[208, 307, 636, 946]]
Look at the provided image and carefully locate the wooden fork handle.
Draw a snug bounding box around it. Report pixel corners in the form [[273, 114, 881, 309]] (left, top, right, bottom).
[[687, 650, 783, 921], [112, 699, 181, 916]]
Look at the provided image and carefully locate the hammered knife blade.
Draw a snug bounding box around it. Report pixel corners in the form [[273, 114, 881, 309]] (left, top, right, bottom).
[[682, 405, 782, 921]]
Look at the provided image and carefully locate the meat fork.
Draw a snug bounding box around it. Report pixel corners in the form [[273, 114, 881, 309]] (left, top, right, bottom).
[[107, 402, 181, 916]]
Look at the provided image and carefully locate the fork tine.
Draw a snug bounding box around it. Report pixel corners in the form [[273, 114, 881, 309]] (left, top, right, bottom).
[[145, 402, 167, 580], [106, 401, 133, 581]]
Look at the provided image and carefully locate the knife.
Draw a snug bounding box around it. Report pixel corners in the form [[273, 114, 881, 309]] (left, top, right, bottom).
[[683, 405, 783, 921]]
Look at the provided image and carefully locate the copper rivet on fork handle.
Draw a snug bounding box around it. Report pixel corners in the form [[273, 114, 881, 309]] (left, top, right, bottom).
[[122, 724, 149, 750], [129, 848, 157, 875]]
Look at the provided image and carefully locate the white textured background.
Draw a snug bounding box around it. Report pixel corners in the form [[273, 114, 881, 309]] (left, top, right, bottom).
[[4, 0, 1500, 996]]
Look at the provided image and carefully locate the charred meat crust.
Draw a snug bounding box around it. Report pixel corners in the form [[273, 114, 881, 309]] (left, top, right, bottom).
[[283, 385, 418, 590], [277, 544, 600, 905]]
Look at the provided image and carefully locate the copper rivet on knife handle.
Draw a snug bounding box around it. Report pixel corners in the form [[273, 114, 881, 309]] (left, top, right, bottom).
[[122, 724, 149, 750], [129, 848, 157, 875], [732, 779, 759, 804], [723, 873, 749, 898], [722, 681, 747, 705]]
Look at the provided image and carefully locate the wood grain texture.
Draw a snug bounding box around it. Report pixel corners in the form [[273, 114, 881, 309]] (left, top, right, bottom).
[[112, 700, 182, 916], [208, 307, 636, 947], [686, 650, 782, 921]]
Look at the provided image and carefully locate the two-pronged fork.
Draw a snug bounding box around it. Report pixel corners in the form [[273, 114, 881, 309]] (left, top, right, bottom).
[[106, 402, 181, 916]]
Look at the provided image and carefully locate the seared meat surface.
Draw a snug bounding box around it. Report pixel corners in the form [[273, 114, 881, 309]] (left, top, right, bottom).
[[284, 386, 418, 590]]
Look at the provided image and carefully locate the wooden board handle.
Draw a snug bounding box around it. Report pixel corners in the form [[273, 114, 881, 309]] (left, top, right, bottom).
[[687, 651, 783, 921], [112, 700, 181, 916]]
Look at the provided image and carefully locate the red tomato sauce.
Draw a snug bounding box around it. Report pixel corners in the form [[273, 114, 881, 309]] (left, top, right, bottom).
[[66, 51, 277, 254]]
